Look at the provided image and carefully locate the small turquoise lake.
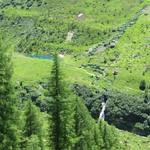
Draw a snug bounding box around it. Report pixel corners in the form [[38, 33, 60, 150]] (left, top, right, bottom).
[[29, 55, 53, 60]]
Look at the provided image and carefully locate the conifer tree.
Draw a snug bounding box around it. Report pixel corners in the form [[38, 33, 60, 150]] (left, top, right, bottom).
[[0, 41, 19, 150], [23, 100, 45, 150], [48, 53, 76, 150], [74, 98, 103, 150], [74, 98, 122, 150], [47, 53, 122, 150], [99, 120, 121, 150]]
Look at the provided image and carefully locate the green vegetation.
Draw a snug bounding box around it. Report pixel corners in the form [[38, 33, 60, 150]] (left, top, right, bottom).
[[13, 53, 52, 83], [11, 2, 150, 136], [0, 0, 150, 149], [12, 52, 150, 149], [0, 41, 19, 149], [23, 100, 46, 150], [88, 8, 150, 93], [0, 0, 148, 53], [0, 49, 124, 150], [119, 130, 150, 150], [47, 53, 76, 149]]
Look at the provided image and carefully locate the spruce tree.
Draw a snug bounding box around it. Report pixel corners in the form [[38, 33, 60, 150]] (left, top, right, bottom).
[[47, 53, 122, 150], [0, 41, 19, 149], [74, 97, 121, 150], [23, 100, 45, 150], [48, 53, 76, 150], [99, 121, 121, 150], [74, 98, 103, 150]]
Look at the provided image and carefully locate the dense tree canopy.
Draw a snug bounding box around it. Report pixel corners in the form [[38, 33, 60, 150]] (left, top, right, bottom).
[[0, 40, 19, 150]]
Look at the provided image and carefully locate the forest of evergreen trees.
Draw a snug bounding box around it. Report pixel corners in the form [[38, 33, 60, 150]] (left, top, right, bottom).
[[0, 41, 124, 150]]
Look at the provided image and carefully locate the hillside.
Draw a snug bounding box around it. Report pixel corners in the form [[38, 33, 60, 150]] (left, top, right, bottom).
[[0, 0, 148, 92], [0, 0, 148, 53], [0, 0, 150, 149], [12, 54, 150, 149]]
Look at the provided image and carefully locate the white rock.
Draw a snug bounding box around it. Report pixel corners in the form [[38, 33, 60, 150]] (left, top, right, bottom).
[[59, 54, 64, 58]]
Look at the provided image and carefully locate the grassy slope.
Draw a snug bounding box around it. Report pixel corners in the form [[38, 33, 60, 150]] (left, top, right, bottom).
[[13, 9, 150, 91], [119, 130, 150, 150], [13, 53, 52, 83], [1, 0, 146, 53], [5, 0, 150, 91], [13, 53, 93, 85], [89, 5, 150, 93]]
